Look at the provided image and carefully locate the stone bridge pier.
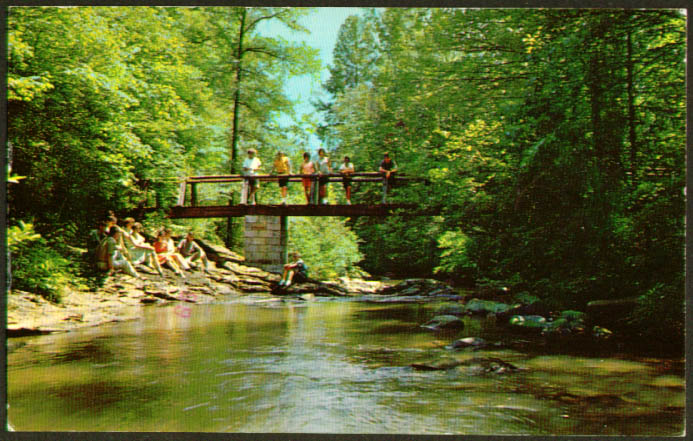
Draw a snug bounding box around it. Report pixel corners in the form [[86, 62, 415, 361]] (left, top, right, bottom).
[[243, 215, 288, 274]]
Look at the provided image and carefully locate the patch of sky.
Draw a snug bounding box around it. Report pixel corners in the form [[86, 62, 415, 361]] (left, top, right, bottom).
[[256, 7, 370, 153]]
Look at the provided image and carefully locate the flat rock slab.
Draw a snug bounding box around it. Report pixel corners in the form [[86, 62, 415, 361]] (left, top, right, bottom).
[[421, 315, 465, 331]]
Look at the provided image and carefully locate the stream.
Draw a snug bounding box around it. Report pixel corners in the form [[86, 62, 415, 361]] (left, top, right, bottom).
[[7, 295, 684, 435]]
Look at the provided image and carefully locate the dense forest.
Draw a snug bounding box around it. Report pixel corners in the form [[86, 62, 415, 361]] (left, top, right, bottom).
[[7, 8, 685, 343]]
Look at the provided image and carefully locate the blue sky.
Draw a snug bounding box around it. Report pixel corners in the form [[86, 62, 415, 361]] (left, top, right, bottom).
[[257, 7, 370, 152]]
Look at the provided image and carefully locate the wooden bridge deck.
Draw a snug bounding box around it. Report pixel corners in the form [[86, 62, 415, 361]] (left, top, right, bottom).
[[168, 203, 433, 218], [134, 172, 438, 218]]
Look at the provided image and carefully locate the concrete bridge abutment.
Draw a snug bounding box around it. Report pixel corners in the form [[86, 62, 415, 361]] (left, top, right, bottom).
[[243, 215, 288, 274]]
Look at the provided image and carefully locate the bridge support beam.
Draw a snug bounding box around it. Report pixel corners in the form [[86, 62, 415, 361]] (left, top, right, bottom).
[[243, 215, 288, 274]]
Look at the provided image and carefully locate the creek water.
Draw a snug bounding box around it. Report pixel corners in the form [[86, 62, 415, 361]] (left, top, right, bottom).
[[7, 295, 684, 435]]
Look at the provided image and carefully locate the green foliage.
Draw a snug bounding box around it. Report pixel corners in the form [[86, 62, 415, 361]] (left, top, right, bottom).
[[8, 6, 320, 237], [9, 226, 73, 303], [319, 8, 684, 343], [627, 281, 684, 343], [7, 221, 41, 249], [288, 217, 363, 280], [435, 230, 476, 277]]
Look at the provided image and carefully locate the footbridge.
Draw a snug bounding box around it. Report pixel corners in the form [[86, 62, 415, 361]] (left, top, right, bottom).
[[145, 173, 437, 273], [169, 172, 435, 218]]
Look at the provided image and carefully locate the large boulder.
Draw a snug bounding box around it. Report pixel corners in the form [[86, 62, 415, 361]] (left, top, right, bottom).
[[196, 240, 245, 265], [464, 298, 515, 315], [586, 297, 639, 324], [508, 315, 547, 333], [337, 277, 388, 294], [496, 300, 551, 321]]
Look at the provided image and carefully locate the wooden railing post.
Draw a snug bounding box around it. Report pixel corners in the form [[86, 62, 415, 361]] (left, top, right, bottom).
[[176, 181, 187, 207], [191, 182, 198, 207]]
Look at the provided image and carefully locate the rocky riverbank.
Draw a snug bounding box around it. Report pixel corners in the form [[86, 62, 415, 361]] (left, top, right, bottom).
[[6, 239, 631, 353], [7, 239, 464, 337]]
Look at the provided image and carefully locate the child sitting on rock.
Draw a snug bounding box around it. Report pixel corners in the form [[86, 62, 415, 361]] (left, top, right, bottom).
[[153, 230, 185, 277], [278, 252, 308, 287], [177, 231, 211, 272]]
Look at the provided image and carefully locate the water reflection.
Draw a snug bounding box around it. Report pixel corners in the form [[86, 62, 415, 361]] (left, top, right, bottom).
[[7, 299, 684, 434]]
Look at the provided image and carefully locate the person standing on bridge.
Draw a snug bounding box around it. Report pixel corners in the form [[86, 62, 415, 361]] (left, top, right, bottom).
[[242, 148, 262, 205], [339, 155, 355, 205], [317, 148, 332, 205], [273, 151, 292, 205], [379, 152, 398, 204], [300, 152, 315, 204]]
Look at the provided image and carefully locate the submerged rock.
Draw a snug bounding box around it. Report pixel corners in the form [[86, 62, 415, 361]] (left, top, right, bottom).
[[508, 315, 547, 332], [541, 310, 587, 336], [380, 279, 456, 297], [420, 315, 465, 331], [450, 337, 487, 349], [436, 304, 466, 316], [592, 325, 613, 339], [411, 359, 464, 371], [411, 357, 521, 374]]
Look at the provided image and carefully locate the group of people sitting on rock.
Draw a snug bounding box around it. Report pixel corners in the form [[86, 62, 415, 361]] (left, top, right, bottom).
[[89, 213, 211, 279], [242, 149, 398, 205]]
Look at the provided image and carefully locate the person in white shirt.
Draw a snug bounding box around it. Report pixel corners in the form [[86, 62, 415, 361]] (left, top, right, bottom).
[[242, 148, 262, 204], [339, 156, 355, 205], [316, 148, 332, 205], [122, 218, 164, 276], [95, 227, 140, 278]]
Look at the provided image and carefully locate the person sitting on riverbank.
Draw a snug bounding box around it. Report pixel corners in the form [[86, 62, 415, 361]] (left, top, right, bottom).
[[153, 230, 185, 277], [122, 219, 164, 276], [242, 148, 262, 205], [177, 231, 211, 272], [316, 148, 332, 205], [379, 152, 398, 204], [87, 219, 110, 258], [300, 152, 316, 204], [163, 228, 190, 271], [278, 252, 308, 287], [339, 155, 355, 205], [95, 227, 140, 278]]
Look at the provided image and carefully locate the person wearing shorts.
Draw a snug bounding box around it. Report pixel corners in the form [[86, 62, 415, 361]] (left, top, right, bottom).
[[242, 148, 262, 204], [316, 148, 332, 205], [278, 252, 309, 287], [339, 156, 355, 205], [273, 151, 292, 205], [300, 152, 316, 204]]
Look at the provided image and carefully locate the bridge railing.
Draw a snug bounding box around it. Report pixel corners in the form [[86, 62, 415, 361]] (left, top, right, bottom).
[[176, 172, 429, 206]]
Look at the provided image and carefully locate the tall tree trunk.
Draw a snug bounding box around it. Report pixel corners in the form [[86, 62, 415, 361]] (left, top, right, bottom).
[[230, 7, 246, 175], [626, 25, 637, 189], [226, 8, 247, 248]]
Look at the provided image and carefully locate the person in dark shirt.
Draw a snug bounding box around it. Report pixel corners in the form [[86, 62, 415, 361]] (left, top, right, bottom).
[[278, 252, 308, 287], [379, 152, 398, 204]]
